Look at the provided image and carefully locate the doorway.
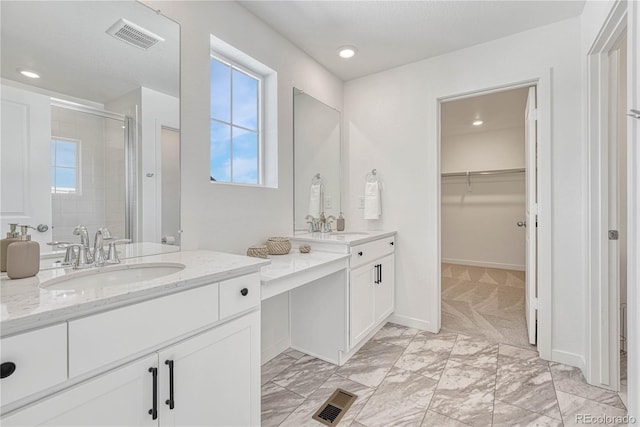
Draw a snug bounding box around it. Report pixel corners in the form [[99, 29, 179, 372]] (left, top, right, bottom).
[[439, 86, 538, 349], [585, 0, 630, 399]]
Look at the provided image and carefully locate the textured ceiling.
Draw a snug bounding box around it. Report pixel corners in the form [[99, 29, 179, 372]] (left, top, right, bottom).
[[1, 1, 179, 104], [240, 1, 586, 81]]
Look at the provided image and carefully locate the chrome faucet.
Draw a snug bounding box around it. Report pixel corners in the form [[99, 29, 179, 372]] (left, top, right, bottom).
[[73, 225, 92, 263], [306, 215, 320, 232], [93, 229, 106, 266]]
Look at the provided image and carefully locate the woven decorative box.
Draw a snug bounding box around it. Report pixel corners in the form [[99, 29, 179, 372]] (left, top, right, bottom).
[[266, 237, 291, 255], [247, 245, 269, 259]]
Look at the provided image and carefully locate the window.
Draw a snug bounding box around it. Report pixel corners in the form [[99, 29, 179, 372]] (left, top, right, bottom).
[[50, 138, 79, 194], [210, 55, 261, 185]]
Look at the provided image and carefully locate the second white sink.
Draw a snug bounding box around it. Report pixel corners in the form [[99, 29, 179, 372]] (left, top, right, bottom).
[[42, 262, 186, 291]]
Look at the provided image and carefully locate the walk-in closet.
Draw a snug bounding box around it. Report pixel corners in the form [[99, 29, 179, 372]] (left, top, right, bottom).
[[440, 87, 534, 348]]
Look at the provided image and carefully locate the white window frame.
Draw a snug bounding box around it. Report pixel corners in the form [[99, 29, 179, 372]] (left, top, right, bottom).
[[210, 52, 265, 186], [210, 33, 278, 189], [50, 136, 81, 195]]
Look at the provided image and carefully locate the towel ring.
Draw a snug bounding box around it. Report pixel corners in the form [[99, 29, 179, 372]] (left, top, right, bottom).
[[366, 169, 378, 183]]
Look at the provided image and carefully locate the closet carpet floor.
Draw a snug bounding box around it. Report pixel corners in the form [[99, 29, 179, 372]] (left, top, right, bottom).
[[441, 263, 531, 348], [261, 323, 627, 427]]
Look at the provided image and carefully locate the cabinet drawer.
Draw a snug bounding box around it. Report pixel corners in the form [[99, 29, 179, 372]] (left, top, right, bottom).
[[219, 273, 260, 319], [1, 323, 67, 407], [350, 236, 395, 269], [69, 283, 219, 378]]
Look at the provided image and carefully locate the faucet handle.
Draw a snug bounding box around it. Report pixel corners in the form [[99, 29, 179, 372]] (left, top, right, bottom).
[[66, 244, 94, 269], [104, 239, 131, 264], [49, 242, 77, 266]]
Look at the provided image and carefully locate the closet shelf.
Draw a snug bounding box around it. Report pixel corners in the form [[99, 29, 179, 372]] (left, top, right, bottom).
[[441, 168, 525, 178]]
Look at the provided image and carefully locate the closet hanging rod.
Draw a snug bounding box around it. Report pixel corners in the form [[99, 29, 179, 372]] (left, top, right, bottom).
[[440, 168, 525, 178]]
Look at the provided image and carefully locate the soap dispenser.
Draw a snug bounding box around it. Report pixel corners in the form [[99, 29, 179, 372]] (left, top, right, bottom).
[[6, 225, 40, 279], [1, 223, 20, 272], [337, 212, 345, 231]]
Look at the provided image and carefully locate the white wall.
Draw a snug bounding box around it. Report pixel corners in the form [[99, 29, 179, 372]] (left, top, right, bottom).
[[145, 0, 343, 363], [441, 127, 525, 270], [441, 127, 525, 173], [344, 17, 584, 365]]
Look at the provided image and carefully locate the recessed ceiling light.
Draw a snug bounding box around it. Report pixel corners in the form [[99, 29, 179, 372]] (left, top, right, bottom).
[[338, 46, 358, 59], [18, 69, 40, 79], [472, 120, 484, 126]]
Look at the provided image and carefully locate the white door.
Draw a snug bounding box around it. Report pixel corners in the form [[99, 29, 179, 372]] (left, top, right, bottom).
[[2, 355, 158, 426], [158, 311, 260, 427], [374, 254, 395, 323], [350, 264, 376, 346], [1, 85, 52, 248], [525, 86, 538, 345]]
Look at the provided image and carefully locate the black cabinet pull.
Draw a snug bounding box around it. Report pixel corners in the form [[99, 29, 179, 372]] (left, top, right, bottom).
[[148, 367, 158, 420], [240, 288, 249, 296], [358, 251, 363, 256], [1, 362, 16, 379], [379, 264, 383, 283], [390, 241, 394, 246], [374, 264, 380, 284], [165, 360, 175, 410]]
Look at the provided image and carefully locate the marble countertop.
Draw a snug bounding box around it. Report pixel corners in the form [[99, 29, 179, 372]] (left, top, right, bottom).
[[36, 242, 180, 271], [290, 230, 396, 246], [0, 250, 270, 337], [261, 251, 350, 284]]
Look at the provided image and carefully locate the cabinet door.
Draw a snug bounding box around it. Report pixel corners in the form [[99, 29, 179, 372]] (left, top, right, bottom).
[[374, 254, 395, 323], [2, 355, 158, 427], [158, 310, 260, 427], [350, 264, 375, 346]]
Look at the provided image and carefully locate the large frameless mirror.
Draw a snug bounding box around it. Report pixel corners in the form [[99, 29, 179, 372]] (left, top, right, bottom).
[[293, 88, 341, 232], [0, 0, 181, 266]]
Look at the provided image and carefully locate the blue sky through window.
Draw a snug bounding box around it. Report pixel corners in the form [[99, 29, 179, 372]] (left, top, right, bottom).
[[210, 56, 259, 184], [51, 138, 78, 193]]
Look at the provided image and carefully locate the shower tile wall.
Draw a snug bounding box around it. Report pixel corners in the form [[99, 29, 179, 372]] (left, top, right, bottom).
[[51, 106, 126, 242]]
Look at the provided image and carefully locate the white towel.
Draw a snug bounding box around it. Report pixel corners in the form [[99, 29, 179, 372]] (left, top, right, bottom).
[[364, 181, 381, 220], [308, 183, 323, 217]]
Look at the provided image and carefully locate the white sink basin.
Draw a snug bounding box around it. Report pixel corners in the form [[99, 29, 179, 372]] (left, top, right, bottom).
[[328, 231, 370, 236], [42, 262, 186, 291]]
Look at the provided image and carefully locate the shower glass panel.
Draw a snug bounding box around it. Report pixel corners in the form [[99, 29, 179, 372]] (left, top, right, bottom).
[[50, 105, 128, 243]]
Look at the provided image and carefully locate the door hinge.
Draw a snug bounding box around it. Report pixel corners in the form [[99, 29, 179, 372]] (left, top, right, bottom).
[[608, 230, 619, 240]]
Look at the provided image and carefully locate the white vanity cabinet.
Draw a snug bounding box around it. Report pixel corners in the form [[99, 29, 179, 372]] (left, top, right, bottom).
[[349, 241, 395, 347], [2, 354, 158, 426], [1, 270, 262, 427], [288, 231, 396, 356]]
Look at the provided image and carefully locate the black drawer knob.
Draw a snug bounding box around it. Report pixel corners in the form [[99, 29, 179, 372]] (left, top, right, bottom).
[[1, 362, 16, 379], [240, 288, 249, 296], [390, 241, 394, 246], [358, 251, 363, 256]]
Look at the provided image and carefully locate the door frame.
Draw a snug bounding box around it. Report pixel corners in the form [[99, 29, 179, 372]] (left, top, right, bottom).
[[585, 0, 627, 391], [436, 74, 553, 360]]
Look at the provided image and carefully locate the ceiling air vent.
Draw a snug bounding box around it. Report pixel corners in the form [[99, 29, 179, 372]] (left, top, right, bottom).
[[106, 18, 165, 50]]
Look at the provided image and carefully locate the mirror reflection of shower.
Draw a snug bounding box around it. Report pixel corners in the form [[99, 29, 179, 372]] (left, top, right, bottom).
[[50, 102, 131, 244]]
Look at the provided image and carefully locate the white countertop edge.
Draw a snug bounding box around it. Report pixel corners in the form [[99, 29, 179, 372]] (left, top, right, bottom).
[[260, 253, 350, 284], [289, 230, 396, 246], [1, 257, 269, 338]]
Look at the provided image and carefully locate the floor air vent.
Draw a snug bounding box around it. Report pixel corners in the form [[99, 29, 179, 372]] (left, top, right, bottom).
[[312, 388, 357, 426], [106, 18, 165, 50]]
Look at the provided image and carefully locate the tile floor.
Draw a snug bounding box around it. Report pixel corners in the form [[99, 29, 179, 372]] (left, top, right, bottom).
[[441, 263, 530, 348], [261, 323, 628, 427]]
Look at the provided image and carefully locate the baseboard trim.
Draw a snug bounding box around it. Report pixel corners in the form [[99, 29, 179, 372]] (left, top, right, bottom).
[[442, 258, 525, 271], [388, 314, 436, 334], [261, 336, 290, 365], [551, 349, 586, 371]]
